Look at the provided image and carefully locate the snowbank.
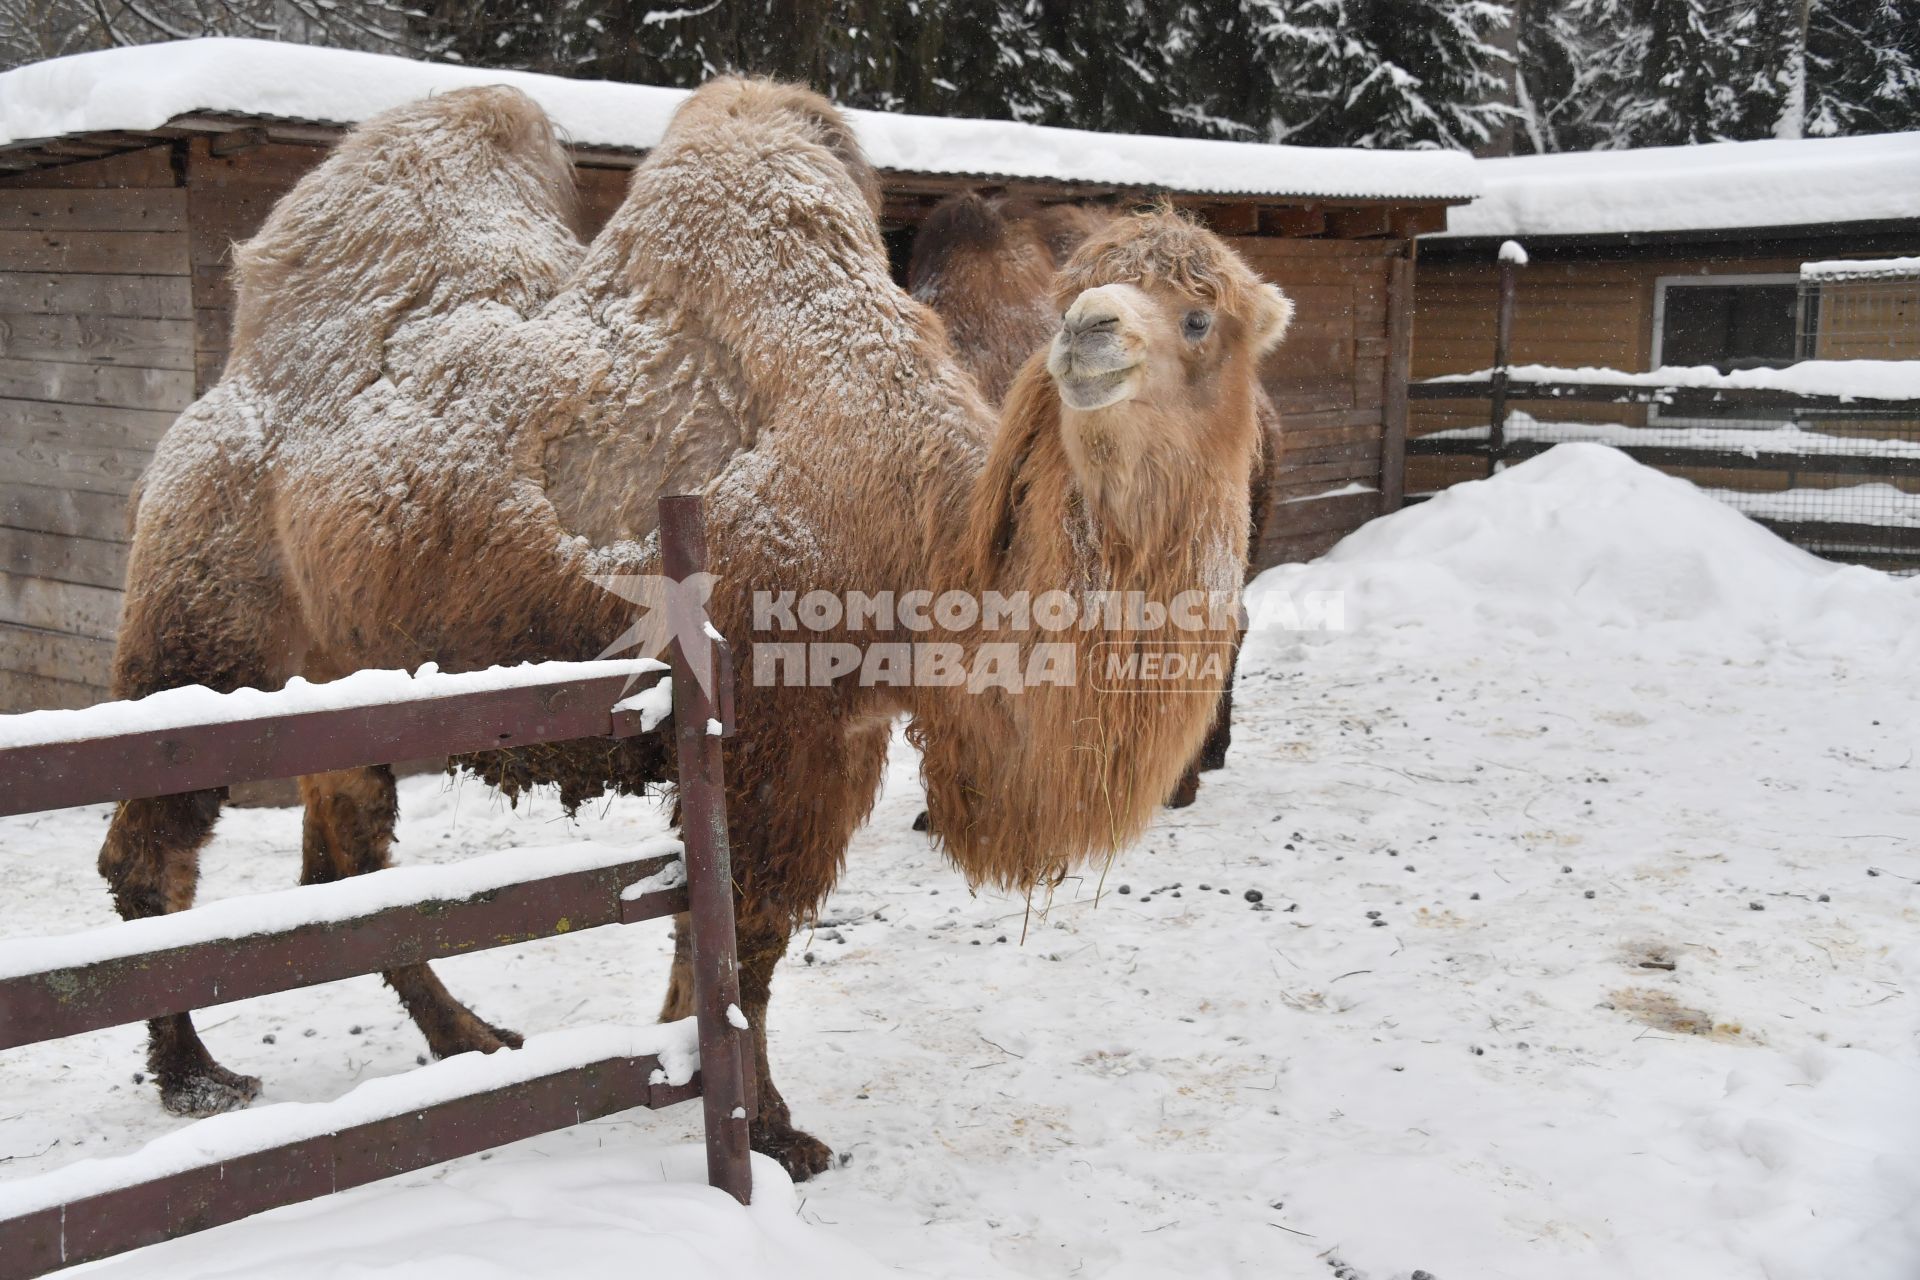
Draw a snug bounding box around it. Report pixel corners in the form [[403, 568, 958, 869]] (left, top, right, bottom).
[[1424, 360, 1920, 401], [63, 1144, 896, 1280], [1435, 130, 1920, 238], [0, 38, 1478, 201], [1246, 443, 1920, 662], [0, 658, 663, 751]]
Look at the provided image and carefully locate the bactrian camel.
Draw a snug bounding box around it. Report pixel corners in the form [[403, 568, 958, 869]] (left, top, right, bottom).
[[908, 191, 1282, 808], [100, 78, 1292, 1179]]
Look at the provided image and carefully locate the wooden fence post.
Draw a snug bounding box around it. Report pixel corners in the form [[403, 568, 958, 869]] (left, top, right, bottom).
[[1488, 248, 1521, 475], [657, 495, 755, 1205], [1381, 249, 1415, 512]]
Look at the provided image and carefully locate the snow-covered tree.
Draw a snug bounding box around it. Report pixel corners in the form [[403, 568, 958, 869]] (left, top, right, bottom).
[[9, 0, 1914, 152], [1253, 0, 1517, 149], [1805, 0, 1920, 135], [0, 0, 442, 68]]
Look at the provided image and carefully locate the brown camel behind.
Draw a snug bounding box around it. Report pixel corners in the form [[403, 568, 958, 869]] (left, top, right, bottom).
[[909, 192, 1281, 807], [101, 79, 1289, 1180]]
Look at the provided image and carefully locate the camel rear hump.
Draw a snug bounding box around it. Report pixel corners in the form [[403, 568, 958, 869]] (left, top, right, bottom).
[[224, 86, 583, 402]]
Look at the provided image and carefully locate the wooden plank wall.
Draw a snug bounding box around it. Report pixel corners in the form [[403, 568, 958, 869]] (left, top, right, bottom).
[[1235, 237, 1407, 567], [0, 147, 192, 712]]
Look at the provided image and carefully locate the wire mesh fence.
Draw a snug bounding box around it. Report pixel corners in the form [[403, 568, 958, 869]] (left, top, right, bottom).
[[1409, 387, 1920, 571], [1798, 258, 1920, 361], [1410, 256, 1920, 572]]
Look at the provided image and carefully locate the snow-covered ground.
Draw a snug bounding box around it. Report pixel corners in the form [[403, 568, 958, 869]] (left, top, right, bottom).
[[3, 445, 1919, 1279]]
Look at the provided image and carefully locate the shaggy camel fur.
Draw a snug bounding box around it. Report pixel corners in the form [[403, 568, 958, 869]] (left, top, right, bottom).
[[908, 192, 1282, 808], [102, 78, 1290, 1180]]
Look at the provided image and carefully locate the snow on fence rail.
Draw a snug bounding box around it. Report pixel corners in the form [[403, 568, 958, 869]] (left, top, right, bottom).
[[1409, 245, 1920, 567], [0, 495, 757, 1278], [1408, 370, 1920, 566], [1416, 360, 1920, 407]]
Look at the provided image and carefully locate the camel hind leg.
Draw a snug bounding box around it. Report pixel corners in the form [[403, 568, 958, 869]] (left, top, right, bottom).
[[100, 788, 264, 1116], [101, 507, 290, 1115], [299, 766, 522, 1058]]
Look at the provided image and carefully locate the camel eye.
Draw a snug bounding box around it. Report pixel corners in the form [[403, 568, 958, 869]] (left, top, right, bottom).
[[1183, 310, 1213, 340]]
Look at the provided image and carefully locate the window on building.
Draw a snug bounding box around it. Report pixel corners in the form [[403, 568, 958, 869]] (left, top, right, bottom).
[[1653, 275, 1800, 373], [1651, 274, 1804, 426]]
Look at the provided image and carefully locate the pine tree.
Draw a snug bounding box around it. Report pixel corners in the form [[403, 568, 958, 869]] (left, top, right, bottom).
[[1159, 2, 1278, 139], [1805, 0, 1920, 135], [1253, 0, 1516, 149], [1510, 0, 1585, 152]]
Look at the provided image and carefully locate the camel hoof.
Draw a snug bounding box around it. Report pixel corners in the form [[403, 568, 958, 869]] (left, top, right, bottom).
[[752, 1120, 835, 1182], [1165, 772, 1201, 809], [159, 1064, 262, 1118], [423, 1013, 522, 1059]]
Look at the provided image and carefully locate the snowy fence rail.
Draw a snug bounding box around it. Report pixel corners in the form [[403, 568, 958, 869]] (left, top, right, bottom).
[[0, 842, 688, 1051], [0, 495, 756, 1277], [1408, 376, 1920, 568]]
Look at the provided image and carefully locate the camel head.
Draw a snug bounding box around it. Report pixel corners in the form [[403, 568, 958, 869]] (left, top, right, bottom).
[[1044, 209, 1292, 423]]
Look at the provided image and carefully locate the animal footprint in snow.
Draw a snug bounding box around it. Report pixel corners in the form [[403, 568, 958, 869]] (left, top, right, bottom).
[[1077, 1048, 1139, 1078]]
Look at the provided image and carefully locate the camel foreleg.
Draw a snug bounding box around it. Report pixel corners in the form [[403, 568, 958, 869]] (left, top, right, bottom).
[[299, 765, 522, 1058]]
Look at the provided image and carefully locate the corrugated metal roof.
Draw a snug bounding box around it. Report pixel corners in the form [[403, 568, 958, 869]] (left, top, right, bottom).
[[1434, 132, 1920, 240]]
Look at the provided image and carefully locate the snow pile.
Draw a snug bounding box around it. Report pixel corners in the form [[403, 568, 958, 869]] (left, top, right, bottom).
[[1247, 443, 1920, 661], [65, 1143, 894, 1280], [0, 38, 1478, 201], [1424, 359, 1920, 401], [1437, 130, 1920, 238], [0, 659, 664, 751], [1802, 255, 1920, 283]]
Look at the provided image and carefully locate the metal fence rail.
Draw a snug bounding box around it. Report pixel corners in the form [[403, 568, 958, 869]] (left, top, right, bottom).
[[0, 495, 754, 1278]]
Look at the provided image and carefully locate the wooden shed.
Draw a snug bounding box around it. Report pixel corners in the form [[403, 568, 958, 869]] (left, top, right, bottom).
[[1410, 132, 1920, 498], [0, 38, 1476, 714]]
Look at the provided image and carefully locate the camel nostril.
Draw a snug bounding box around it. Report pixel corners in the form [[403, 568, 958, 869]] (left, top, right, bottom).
[[1067, 314, 1120, 338]]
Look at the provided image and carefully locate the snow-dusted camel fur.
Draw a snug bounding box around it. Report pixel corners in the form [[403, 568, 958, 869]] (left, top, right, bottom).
[[908, 191, 1284, 807], [101, 78, 1291, 1179]]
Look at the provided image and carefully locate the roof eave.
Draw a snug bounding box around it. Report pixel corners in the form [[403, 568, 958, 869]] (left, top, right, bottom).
[[0, 111, 1475, 208], [1423, 219, 1920, 258]]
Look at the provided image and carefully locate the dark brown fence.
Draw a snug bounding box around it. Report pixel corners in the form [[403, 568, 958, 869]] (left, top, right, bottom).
[[1409, 251, 1920, 569], [1408, 380, 1920, 568], [0, 495, 752, 1279]]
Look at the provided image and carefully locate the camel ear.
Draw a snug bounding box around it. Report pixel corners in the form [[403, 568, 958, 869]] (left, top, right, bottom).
[[1251, 283, 1294, 355]]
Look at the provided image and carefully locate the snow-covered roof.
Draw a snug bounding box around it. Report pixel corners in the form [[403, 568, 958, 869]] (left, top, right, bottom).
[[1435, 131, 1920, 240], [0, 38, 1480, 203]]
